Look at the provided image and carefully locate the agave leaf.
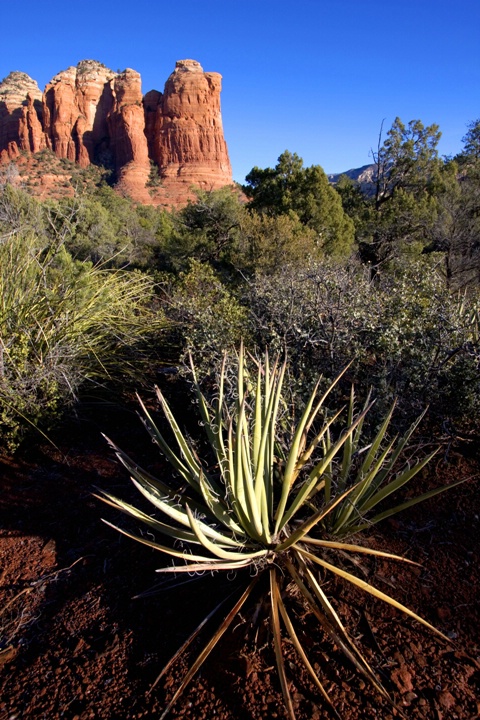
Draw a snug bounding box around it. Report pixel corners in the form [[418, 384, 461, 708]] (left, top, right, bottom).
[[332, 435, 398, 534], [304, 362, 353, 437], [189, 351, 228, 472], [267, 364, 287, 516], [293, 407, 345, 484], [294, 363, 355, 485], [111, 423, 234, 534], [276, 407, 372, 534], [283, 379, 322, 480], [301, 537, 420, 565], [156, 560, 253, 573], [254, 359, 285, 502], [276, 375, 324, 522], [338, 386, 356, 491], [301, 563, 395, 705], [270, 568, 296, 720], [349, 476, 470, 533], [302, 400, 375, 491], [237, 339, 245, 410], [94, 490, 201, 544], [130, 477, 245, 549], [225, 419, 250, 530], [299, 548, 450, 641], [103, 435, 180, 498], [275, 484, 359, 552], [158, 577, 259, 720], [186, 506, 268, 562], [358, 450, 439, 515], [252, 354, 264, 477], [364, 408, 429, 493], [133, 398, 200, 489], [155, 386, 225, 495], [356, 401, 396, 479], [104, 441, 221, 527], [235, 397, 263, 538], [253, 359, 286, 541], [305, 402, 373, 490], [198, 472, 245, 536], [275, 586, 340, 719], [101, 519, 217, 563], [285, 557, 389, 699]]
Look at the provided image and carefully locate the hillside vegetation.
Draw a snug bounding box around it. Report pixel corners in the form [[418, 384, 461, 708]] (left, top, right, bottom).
[[0, 116, 479, 450]]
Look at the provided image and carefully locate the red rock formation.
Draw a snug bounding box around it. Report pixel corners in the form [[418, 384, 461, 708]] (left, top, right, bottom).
[[43, 61, 116, 166], [148, 59, 232, 205], [18, 94, 46, 154], [107, 69, 151, 203], [0, 59, 233, 206], [0, 72, 44, 162]]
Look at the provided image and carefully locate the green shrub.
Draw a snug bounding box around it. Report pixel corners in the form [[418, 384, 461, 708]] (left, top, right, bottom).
[[0, 232, 164, 450], [162, 259, 249, 369], [244, 256, 480, 429]]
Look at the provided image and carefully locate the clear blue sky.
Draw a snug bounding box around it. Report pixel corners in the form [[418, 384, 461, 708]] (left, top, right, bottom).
[[1, 0, 478, 182]]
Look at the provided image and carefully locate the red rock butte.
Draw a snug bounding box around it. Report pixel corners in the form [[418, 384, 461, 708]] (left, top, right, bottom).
[[0, 59, 233, 206]]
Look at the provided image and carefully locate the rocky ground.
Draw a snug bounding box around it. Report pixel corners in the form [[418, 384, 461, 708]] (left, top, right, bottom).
[[0, 389, 479, 720]]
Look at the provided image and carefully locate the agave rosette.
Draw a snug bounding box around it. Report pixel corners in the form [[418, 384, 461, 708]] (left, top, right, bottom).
[[98, 345, 458, 719]]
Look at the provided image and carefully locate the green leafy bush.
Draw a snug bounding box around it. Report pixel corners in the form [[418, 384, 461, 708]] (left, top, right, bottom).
[[162, 259, 249, 369], [244, 257, 480, 429]]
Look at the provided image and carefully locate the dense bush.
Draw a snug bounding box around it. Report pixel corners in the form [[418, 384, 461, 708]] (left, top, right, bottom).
[[0, 232, 165, 449], [2, 120, 480, 448], [161, 260, 248, 368], [243, 257, 480, 427]]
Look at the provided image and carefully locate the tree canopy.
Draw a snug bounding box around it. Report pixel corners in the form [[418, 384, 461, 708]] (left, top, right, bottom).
[[244, 151, 355, 257]]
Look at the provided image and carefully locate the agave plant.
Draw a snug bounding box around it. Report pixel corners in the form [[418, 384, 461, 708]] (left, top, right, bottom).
[[98, 346, 459, 719]]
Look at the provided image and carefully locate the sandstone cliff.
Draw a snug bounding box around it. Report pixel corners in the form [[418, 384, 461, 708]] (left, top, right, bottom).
[[0, 59, 232, 206], [148, 59, 232, 205], [0, 72, 45, 162]]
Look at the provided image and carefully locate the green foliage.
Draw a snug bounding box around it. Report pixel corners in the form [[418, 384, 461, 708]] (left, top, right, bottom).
[[333, 173, 371, 237], [169, 187, 245, 271], [0, 232, 164, 450], [355, 118, 444, 265], [162, 260, 249, 368], [99, 347, 457, 719], [373, 117, 442, 208], [233, 211, 320, 274], [0, 183, 46, 240], [243, 257, 480, 427], [426, 159, 480, 290], [459, 118, 480, 164], [244, 151, 355, 258]]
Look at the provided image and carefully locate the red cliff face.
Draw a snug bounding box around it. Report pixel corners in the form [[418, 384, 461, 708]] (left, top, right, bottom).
[[0, 72, 45, 163], [147, 59, 232, 205], [43, 61, 116, 166], [0, 59, 233, 206], [107, 69, 151, 203]]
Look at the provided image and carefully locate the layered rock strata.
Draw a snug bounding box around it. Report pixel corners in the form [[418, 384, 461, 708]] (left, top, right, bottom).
[[0, 59, 232, 205]]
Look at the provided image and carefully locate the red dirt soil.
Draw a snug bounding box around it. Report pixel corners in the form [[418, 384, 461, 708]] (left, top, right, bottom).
[[0, 395, 479, 720]]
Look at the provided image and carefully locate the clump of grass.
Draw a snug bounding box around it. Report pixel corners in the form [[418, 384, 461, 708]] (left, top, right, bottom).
[[0, 232, 164, 449], [99, 345, 460, 719]]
